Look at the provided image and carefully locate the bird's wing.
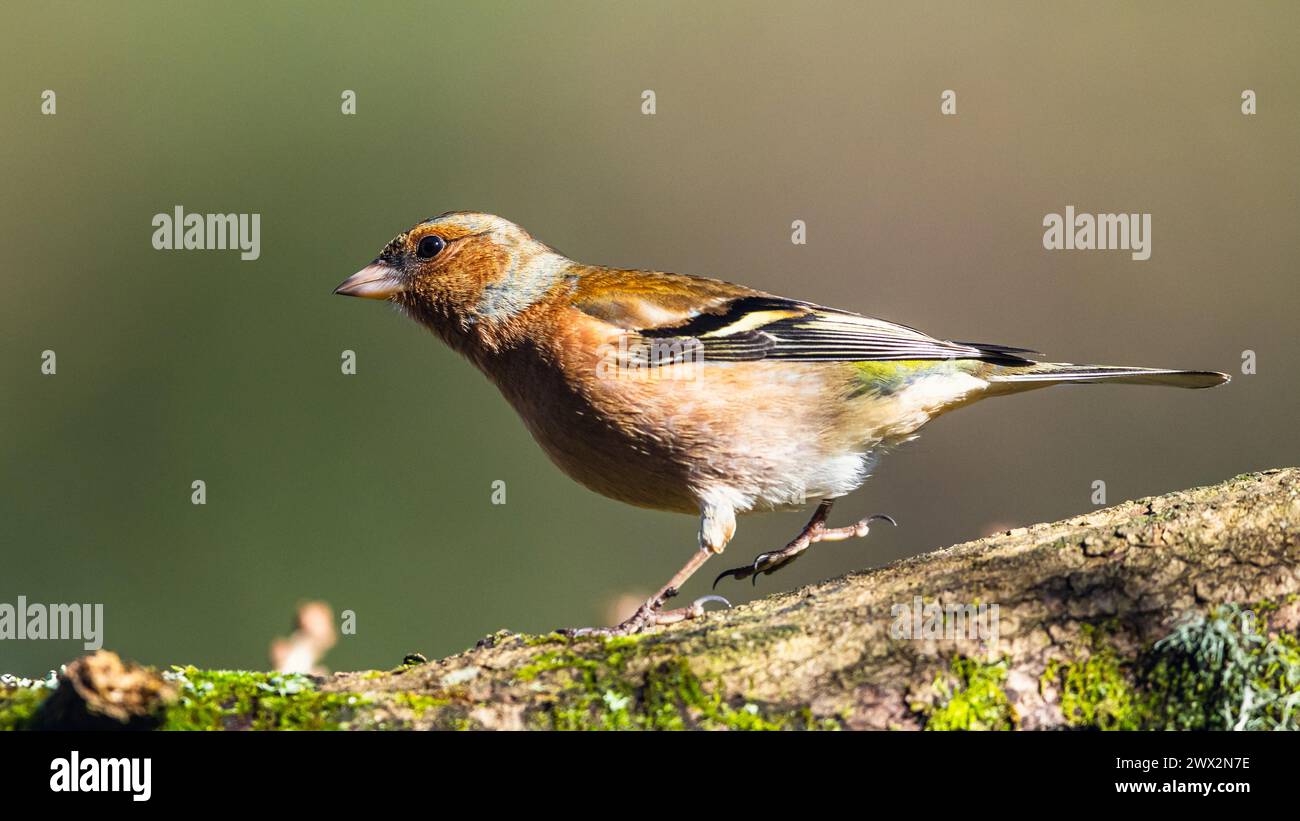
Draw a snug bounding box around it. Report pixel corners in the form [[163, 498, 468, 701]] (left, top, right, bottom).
[[568, 269, 758, 331], [573, 272, 1036, 364]]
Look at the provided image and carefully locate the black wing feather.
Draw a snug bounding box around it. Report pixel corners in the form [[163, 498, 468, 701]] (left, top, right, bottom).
[[640, 296, 1035, 365]]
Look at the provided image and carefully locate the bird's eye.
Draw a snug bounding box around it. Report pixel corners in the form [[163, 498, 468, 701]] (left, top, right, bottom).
[[416, 235, 446, 259]]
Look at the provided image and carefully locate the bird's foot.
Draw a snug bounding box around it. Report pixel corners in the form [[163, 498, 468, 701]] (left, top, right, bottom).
[[562, 589, 731, 638], [713, 500, 896, 587]]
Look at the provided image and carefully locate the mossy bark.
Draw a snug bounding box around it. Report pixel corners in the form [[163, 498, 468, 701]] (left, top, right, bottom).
[[7, 469, 1299, 730]]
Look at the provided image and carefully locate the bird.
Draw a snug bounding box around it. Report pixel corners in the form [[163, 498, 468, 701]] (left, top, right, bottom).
[[334, 211, 1229, 635]]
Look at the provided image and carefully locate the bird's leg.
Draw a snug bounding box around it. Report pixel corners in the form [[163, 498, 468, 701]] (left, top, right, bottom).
[[565, 548, 731, 638], [713, 499, 896, 587], [563, 502, 736, 637]]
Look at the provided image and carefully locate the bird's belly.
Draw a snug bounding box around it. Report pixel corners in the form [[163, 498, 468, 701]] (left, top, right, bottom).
[[489, 366, 702, 513], [489, 355, 895, 515]]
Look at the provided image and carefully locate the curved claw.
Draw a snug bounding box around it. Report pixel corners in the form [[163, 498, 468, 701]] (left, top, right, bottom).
[[713, 551, 793, 588], [750, 552, 776, 585], [717, 566, 748, 587], [712, 566, 751, 588], [692, 594, 731, 612], [869, 514, 898, 528]]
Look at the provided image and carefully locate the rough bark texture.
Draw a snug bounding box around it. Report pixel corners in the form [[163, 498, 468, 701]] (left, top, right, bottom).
[[7, 469, 1298, 730]]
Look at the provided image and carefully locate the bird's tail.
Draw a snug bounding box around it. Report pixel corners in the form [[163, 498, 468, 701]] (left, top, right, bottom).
[[983, 362, 1229, 390]]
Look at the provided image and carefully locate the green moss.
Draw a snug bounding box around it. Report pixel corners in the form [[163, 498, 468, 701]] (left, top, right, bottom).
[[522, 631, 574, 647], [642, 658, 793, 730], [920, 657, 1016, 730], [161, 667, 365, 730], [387, 692, 452, 719], [0, 686, 50, 731], [515, 646, 826, 730], [1043, 631, 1141, 730], [159, 667, 469, 730]]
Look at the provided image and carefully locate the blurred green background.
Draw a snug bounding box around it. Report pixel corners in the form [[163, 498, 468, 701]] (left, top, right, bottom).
[[2, 1, 1296, 675]]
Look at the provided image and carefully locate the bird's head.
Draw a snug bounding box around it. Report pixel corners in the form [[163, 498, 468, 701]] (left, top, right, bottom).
[[335, 212, 572, 334]]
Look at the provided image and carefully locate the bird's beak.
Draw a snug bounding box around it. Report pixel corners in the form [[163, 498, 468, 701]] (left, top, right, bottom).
[[334, 263, 404, 299]]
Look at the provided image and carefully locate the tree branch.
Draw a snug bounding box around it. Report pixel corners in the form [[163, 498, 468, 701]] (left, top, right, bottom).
[[7, 468, 1298, 730]]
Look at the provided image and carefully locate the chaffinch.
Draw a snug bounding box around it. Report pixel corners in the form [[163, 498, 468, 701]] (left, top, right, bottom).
[[335, 212, 1228, 635]]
